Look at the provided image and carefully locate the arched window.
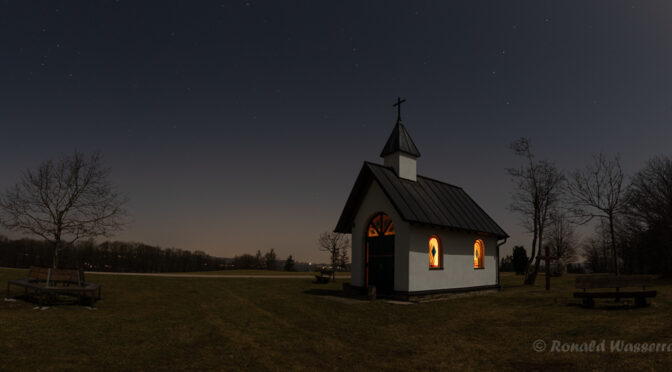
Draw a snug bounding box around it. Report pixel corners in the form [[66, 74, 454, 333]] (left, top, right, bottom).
[[429, 235, 442, 269], [367, 213, 395, 237], [474, 239, 485, 269]]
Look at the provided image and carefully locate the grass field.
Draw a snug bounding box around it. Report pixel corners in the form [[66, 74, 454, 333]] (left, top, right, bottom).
[[1, 268, 671, 371], [88, 269, 350, 277], [150, 269, 350, 276]]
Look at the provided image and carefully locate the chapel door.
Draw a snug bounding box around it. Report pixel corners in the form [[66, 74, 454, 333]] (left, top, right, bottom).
[[366, 213, 395, 292]]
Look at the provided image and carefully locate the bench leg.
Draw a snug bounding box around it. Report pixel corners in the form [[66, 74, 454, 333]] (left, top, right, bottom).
[[582, 298, 595, 308], [635, 296, 648, 307]]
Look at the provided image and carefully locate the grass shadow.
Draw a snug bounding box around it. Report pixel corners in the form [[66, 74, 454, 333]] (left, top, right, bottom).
[[302, 288, 370, 303], [567, 299, 652, 310], [8, 293, 94, 307], [303, 288, 348, 297]]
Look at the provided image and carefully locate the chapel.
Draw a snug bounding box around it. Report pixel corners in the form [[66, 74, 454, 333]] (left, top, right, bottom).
[[334, 100, 508, 295]]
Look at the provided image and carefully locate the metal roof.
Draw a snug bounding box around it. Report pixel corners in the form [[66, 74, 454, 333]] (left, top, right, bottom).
[[334, 162, 509, 239], [379, 121, 421, 158]]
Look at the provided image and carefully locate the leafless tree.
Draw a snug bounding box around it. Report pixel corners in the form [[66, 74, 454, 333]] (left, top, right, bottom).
[[545, 208, 578, 264], [318, 231, 350, 281], [338, 244, 349, 271], [264, 248, 277, 270], [0, 152, 127, 268], [623, 156, 672, 274], [581, 236, 604, 273], [507, 137, 564, 287], [565, 153, 625, 275], [626, 156, 672, 228]]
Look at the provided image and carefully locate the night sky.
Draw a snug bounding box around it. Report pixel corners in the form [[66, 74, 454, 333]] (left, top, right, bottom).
[[2, 1, 672, 262]]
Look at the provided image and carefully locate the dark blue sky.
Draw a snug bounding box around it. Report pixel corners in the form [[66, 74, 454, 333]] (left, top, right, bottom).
[[1, 1, 671, 261]]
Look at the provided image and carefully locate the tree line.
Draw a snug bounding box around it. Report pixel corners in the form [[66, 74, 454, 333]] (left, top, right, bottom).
[[508, 138, 672, 289], [0, 236, 228, 272], [0, 236, 311, 273], [231, 249, 300, 271]]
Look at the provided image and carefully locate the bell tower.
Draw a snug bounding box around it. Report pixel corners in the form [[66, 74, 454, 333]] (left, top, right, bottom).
[[380, 98, 420, 181]]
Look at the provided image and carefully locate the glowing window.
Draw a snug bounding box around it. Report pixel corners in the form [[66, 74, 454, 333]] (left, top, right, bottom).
[[366, 213, 395, 238], [429, 235, 441, 268], [474, 239, 485, 269]]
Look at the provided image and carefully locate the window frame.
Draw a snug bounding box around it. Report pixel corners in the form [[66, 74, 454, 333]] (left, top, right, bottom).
[[428, 234, 443, 270], [474, 239, 485, 269]]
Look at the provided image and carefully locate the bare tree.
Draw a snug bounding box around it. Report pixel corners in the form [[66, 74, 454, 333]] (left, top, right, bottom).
[[626, 156, 672, 228], [623, 156, 672, 274], [254, 250, 264, 269], [264, 248, 277, 270], [338, 244, 349, 271], [565, 153, 625, 275], [545, 209, 578, 264], [318, 231, 350, 281], [507, 137, 564, 287], [0, 152, 127, 268], [581, 236, 604, 273]]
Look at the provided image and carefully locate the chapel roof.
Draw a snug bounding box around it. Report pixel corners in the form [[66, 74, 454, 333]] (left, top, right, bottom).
[[334, 162, 509, 239], [379, 121, 421, 158]]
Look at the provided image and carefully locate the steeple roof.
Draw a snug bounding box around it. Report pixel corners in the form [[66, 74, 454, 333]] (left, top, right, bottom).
[[379, 121, 421, 158]]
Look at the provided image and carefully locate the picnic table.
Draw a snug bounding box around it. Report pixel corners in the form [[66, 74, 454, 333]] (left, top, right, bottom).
[[6, 266, 101, 306], [314, 268, 335, 284]]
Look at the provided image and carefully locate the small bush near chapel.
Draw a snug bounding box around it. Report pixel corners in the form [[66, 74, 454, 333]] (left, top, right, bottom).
[[512, 246, 529, 275]]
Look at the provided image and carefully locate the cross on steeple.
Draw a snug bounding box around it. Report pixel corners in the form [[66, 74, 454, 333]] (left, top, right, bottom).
[[392, 97, 406, 123]]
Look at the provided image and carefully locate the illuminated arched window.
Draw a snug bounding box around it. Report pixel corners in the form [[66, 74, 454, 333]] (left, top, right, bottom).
[[474, 239, 485, 269], [367, 213, 395, 237], [429, 235, 441, 269]]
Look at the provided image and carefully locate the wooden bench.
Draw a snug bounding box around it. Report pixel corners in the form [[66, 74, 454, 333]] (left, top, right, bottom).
[[6, 266, 101, 306], [314, 268, 334, 284], [573, 275, 657, 307]]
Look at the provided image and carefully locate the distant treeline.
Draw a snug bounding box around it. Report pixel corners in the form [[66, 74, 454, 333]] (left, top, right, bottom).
[[230, 250, 338, 272], [0, 236, 228, 272], [0, 236, 315, 272]]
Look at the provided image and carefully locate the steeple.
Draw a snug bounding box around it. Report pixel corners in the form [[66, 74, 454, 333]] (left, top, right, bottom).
[[379, 121, 421, 158], [380, 98, 420, 181]]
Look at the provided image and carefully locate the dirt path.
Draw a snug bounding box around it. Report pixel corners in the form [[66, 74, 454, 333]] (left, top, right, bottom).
[[86, 272, 351, 279]]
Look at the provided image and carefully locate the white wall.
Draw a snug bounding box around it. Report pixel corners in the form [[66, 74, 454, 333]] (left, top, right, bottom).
[[408, 225, 498, 292], [351, 181, 410, 291], [383, 152, 417, 181]]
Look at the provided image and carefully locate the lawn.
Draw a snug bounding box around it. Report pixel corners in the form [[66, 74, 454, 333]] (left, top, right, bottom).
[[1, 267, 671, 371], [153, 269, 350, 277]]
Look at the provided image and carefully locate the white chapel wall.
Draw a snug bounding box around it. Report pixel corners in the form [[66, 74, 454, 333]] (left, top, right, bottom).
[[351, 181, 410, 291], [408, 225, 498, 292]]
